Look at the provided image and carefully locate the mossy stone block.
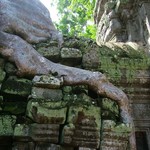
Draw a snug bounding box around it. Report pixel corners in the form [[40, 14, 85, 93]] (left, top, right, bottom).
[[1, 76, 32, 97], [31, 87, 63, 101], [37, 46, 60, 62], [68, 106, 101, 129], [0, 115, 16, 136], [26, 99, 67, 124], [102, 98, 119, 120], [0, 58, 5, 69], [4, 62, 17, 75], [33, 75, 63, 89], [60, 48, 82, 66], [3, 102, 26, 115], [0, 69, 6, 83], [14, 124, 29, 137]]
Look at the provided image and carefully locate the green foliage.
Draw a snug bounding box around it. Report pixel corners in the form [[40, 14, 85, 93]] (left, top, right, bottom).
[[53, 0, 96, 39]]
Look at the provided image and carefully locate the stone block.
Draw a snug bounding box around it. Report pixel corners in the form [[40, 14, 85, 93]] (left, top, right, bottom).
[[0, 69, 6, 83], [61, 48, 82, 66], [14, 124, 60, 143], [30, 124, 60, 143], [33, 75, 63, 89], [3, 102, 26, 115], [1, 76, 32, 97], [0, 58, 5, 69], [0, 115, 16, 136], [31, 87, 63, 101], [68, 106, 101, 128], [102, 98, 119, 120], [63, 106, 101, 148], [82, 49, 100, 69], [35, 143, 60, 150], [26, 99, 67, 124], [101, 120, 131, 150], [4, 62, 17, 75], [0, 96, 3, 111], [78, 148, 96, 150], [12, 142, 35, 150], [14, 124, 29, 139], [60, 146, 74, 150], [62, 86, 72, 93], [37, 46, 60, 62]]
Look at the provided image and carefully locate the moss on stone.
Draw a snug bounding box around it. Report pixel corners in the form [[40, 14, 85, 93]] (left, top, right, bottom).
[[68, 106, 101, 129], [37, 46, 60, 62], [1, 76, 32, 97], [26, 99, 68, 124], [14, 124, 29, 136], [0, 115, 16, 136], [3, 102, 26, 115], [102, 98, 119, 120], [102, 120, 131, 136], [98, 44, 150, 82], [0, 69, 6, 83]]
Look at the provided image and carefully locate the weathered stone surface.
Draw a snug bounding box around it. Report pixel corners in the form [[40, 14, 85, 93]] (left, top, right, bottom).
[[0, 96, 3, 111], [1, 76, 32, 97], [82, 48, 100, 69], [132, 103, 150, 121], [102, 98, 119, 120], [35, 143, 60, 150], [61, 48, 82, 66], [78, 148, 96, 150], [26, 99, 67, 124], [30, 124, 59, 143], [12, 142, 35, 150], [3, 102, 26, 115], [14, 124, 30, 142], [0, 69, 6, 84], [33, 75, 63, 89], [0, 115, 16, 136], [14, 124, 60, 143], [62, 86, 72, 93], [101, 120, 131, 150], [60, 146, 74, 150], [31, 87, 63, 101], [37, 46, 60, 62], [94, 0, 150, 48], [61, 48, 82, 59], [4, 62, 17, 75], [63, 106, 101, 148], [0, 58, 5, 68]]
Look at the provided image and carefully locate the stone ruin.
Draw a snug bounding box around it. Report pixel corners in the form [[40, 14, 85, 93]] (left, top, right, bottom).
[[0, 0, 150, 150]]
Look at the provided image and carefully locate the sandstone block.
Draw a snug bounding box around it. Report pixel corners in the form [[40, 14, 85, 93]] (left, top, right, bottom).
[[33, 75, 63, 89], [61, 48, 82, 66], [26, 99, 67, 124], [0, 69, 6, 84], [1, 76, 32, 97], [37, 46, 60, 62], [30, 124, 60, 143], [63, 106, 101, 148], [0, 115, 16, 136], [31, 87, 63, 101], [101, 120, 131, 150]]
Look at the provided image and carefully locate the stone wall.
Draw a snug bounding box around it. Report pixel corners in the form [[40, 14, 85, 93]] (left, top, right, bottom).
[[94, 0, 150, 48], [0, 38, 137, 150], [0, 37, 150, 149]]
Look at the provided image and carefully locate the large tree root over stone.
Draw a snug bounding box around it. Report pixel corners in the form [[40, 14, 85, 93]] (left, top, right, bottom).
[[0, 31, 131, 124], [0, 0, 136, 149]]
